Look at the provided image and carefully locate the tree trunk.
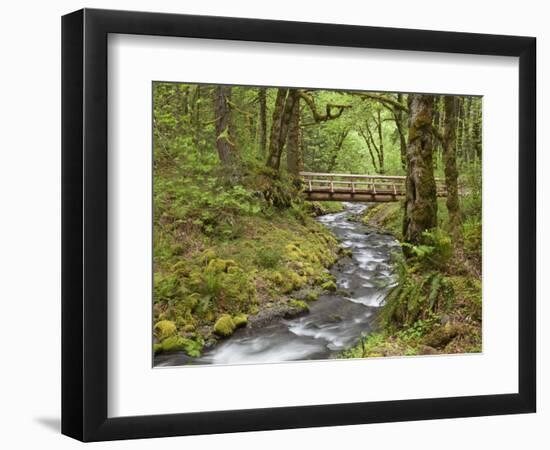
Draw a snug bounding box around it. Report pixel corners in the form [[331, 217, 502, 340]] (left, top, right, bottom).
[[214, 85, 235, 165], [182, 86, 189, 116], [456, 97, 464, 161], [394, 93, 407, 171], [376, 109, 385, 174], [258, 88, 267, 157], [443, 96, 462, 244], [286, 98, 303, 176], [463, 97, 473, 163], [192, 85, 201, 150], [359, 127, 380, 173], [432, 97, 442, 170], [471, 98, 482, 162], [327, 129, 349, 172], [266, 89, 298, 171], [361, 117, 384, 174], [403, 94, 438, 245]]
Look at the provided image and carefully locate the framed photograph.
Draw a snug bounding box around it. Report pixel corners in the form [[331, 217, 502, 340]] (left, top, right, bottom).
[[62, 8, 536, 442]]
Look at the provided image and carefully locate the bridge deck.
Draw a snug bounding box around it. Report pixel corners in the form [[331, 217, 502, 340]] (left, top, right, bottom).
[[300, 171, 446, 202]]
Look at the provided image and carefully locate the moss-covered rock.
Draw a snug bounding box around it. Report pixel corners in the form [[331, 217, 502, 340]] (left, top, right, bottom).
[[321, 280, 337, 292], [423, 322, 462, 348], [214, 314, 236, 337], [157, 335, 203, 357], [153, 343, 163, 354], [305, 291, 319, 302], [206, 258, 236, 273], [289, 299, 309, 313], [287, 270, 307, 290], [284, 243, 304, 259], [233, 313, 248, 328], [338, 247, 353, 257], [153, 320, 177, 340]]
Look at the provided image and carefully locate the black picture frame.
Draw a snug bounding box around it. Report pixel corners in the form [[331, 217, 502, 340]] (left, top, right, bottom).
[[62, 8, 536, 442]]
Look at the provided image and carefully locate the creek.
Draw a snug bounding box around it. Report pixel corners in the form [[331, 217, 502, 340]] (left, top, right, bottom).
[[155, 202, 399, 367]]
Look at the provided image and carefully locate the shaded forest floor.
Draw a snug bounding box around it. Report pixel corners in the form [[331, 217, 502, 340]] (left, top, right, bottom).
[[340, 201, 482, 358]]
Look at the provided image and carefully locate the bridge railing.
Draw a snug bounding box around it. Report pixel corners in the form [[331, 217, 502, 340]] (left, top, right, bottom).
[[299, 172, 447, 196]]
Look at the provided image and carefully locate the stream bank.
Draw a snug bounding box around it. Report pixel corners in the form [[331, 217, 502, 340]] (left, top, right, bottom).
[[154, 202, 400, 366]]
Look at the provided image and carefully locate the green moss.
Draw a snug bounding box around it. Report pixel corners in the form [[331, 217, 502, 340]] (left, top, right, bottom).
[[321, 280, 337, 292], [200, 249, 217, 265], [286, 270, 307, 290], [153, 189, 340, 353], [268, 271, 284, 286], [255, 247, 283, 269], [423, 322, 462, 348], [361, 203, 402, 238], [214, 314, 236, 337], [289, 299, 309, 312], [153, 320, 177, 340], [338, 247, 353, 257], [157, 335, 203, 357], [233, 313, 248, 328], [206, 258, 236, 273], [305, 291, 319, 302], [153, 343, 163, 354], [305, 201, 345, 216], [170, 260, 191, 276]]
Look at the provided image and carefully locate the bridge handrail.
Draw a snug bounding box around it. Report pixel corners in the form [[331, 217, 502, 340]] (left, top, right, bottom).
[[299, 171, 444, 183], [300, 171, 405, 180]]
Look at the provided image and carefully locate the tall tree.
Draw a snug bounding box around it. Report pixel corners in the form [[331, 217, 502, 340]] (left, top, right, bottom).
[[471, 98, 482, 162], [393, 93, 407, 170], [191, 85, 202, 150], [214, 85, 235, 165], [266, 89, 298, 171], [327, 128, 349, 172], [258, 88, 267, 157], [442, 96, 462, 243], [286, 99, 303, 176], [463, 96, 473, 163], [359, 109, 385, 174], [403, 94, 438, 245], [356, 92, 407, 171]]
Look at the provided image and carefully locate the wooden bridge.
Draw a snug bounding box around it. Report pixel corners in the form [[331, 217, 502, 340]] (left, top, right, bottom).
[[300, 172, 447, 202]]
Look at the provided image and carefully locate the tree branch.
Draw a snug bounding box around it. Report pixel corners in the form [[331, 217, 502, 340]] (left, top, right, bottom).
[[354, 92, 409, 113], [358, 127, 380, 173], [298, 91, 351, 122]]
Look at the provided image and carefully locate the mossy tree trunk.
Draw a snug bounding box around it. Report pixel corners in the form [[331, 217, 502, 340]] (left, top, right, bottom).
[[455, 97, 464, 161], [192, 85, 201, 151], [471, 98, 482, 163], [443, 96, 462, 244], [286, 98, 303, 177], [214, 85, 236, 165], [394, 93, 407, 171], [258, 87, 267, 158], [463, 96, 473, 163], [403, 94, 438, 245], [266, 89, 299, 171]]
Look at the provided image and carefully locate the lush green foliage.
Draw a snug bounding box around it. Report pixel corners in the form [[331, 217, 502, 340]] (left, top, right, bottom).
[[152, 82, 482, 360]]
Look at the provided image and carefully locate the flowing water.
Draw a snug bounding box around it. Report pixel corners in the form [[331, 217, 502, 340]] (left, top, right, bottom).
[[154, 202, 400, 367]]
